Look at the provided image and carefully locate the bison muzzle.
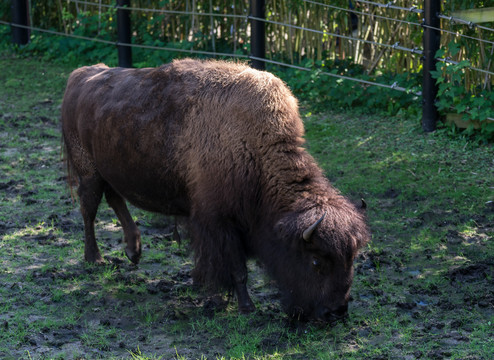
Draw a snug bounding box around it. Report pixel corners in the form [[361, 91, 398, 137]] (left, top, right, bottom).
[[61, 58, 370, 322]]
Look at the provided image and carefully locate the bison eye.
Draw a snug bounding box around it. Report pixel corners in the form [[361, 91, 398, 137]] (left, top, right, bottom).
[[312, 257, 321, 268]]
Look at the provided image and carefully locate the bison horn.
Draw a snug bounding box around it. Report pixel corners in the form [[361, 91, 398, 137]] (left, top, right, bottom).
[[303, 212, 327, 242], [361, 198, 367, 209]]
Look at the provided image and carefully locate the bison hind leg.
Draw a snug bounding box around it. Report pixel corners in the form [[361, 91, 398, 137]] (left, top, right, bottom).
[[78, 174, 105, 264], [104, 186, 141, 264]]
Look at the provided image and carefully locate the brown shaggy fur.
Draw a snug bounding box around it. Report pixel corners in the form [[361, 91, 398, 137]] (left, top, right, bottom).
[[61, 58, 370, 321]]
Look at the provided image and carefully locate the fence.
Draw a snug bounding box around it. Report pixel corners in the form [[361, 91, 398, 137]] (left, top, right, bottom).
[[3, 0, 494, 132]]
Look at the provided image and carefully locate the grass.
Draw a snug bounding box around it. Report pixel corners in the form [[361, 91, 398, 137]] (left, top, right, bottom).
[[0, 54, 493, 359]]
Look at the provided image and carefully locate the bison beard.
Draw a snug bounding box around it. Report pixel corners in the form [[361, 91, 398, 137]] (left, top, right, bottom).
[[61, 58, 370, 322]]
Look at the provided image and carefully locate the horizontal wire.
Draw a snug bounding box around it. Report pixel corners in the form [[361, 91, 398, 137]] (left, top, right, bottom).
[[301, 0, 423, 27], [422, 23, 494, 46], [69, 0, 106, 8], [438, 13, 494, 33], [355, 0, 423, 14], [250, 15, 423, 55], [69, 0, 246, 19], [128, 44, 247, 58], [123, 42, 248, 58], [250, 56, 421, 95], [436, 57, 494, 76], [0, 19, 116, 45], [0, 20, 249, 58]]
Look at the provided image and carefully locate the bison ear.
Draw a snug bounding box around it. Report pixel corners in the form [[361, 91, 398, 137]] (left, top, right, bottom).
[[303, 212, 326, 242], [274, 213, 295, 238], [274, 212, 304, 247]]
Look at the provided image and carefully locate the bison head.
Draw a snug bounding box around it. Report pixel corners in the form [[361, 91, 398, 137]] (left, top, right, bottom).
[[269, 201, 369, 322]]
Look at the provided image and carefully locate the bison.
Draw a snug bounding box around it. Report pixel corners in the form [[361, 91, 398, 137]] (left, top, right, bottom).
[[61, 58, 370, 322]]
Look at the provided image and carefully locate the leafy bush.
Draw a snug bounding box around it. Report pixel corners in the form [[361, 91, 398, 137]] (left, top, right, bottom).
[[274, 59, 421, 118], [431, 43, 494, 141]]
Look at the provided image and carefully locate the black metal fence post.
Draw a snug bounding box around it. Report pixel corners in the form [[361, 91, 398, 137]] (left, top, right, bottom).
[[11, 0, 30, 45], [422, 0, 441, 132], [250, 0, 265, 70], [117, 0, 132, 68]]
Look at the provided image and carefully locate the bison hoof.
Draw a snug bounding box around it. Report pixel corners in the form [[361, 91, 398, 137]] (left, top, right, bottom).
[[125, 246, 141, 265], [85, 253, 105, 264], [238, 300, 256, 314]]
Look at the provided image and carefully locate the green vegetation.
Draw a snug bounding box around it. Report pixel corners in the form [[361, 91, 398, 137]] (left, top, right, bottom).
[[0, 53, 493, 359], [431, 57, 494, 138]]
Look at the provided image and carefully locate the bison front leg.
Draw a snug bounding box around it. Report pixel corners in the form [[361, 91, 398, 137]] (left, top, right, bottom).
[[190, 215, 255, 314], [104, 186, 141, 264], [233, 266, 256, 314]]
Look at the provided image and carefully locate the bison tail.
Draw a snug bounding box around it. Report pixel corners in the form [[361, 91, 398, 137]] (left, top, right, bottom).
[[60, 132, 78, 203]]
